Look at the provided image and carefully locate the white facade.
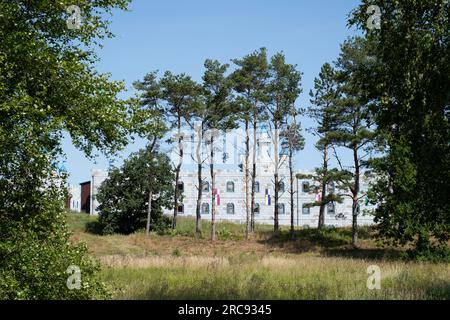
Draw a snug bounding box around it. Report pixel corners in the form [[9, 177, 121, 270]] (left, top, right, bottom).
[[164, 128, 376, 228], [90, 169, 108, 216], [68, 184, 81, 212]]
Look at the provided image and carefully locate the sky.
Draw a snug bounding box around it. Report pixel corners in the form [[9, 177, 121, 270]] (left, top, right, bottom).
[[62, 0, 362, 185]]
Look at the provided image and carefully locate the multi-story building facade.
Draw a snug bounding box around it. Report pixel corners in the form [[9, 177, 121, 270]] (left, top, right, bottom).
[[163, 128, 376, 228]]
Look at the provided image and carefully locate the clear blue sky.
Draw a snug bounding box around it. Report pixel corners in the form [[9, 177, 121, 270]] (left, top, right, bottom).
[[62, 0, 361, 185]]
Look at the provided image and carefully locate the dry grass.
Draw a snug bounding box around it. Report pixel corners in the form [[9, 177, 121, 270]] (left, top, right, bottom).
[[66, 214, 450, 300]]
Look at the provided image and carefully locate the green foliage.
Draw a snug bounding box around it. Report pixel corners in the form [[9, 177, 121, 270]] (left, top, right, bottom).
[[0, 222, 109, 300], [0, 0, 133, 298], [97, 148, 173, 235], [349, 0, 450, 256]]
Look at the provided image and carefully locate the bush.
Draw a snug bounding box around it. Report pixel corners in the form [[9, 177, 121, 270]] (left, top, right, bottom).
[[97, 148, 174, 235], [0, 214, 110, 300]]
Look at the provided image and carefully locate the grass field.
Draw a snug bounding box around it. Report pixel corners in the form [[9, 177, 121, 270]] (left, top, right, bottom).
[[66, 213, 450, 300]]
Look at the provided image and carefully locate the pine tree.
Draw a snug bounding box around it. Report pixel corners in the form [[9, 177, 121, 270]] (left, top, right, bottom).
[[307, 63, 342, 229], [230, 48, 270, 233], [329, 37, 376, 247], [202, 60, 237, 241], [281, 109, 305, 237], [267, 52, 303, 233]]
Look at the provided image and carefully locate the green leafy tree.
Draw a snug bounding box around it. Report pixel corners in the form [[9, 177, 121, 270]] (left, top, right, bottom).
[[97, 148, 173, 235], [0, 0, 132, 299], [349, 0, 450, 256]]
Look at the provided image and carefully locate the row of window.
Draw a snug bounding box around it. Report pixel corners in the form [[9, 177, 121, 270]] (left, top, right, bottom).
[[179, 181, 336, 194], [177, 202, 336, 215]]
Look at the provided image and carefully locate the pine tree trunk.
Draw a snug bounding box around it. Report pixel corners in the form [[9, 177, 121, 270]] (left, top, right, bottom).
[[210, 135, 216, 241], [195, 127, 203, 235], [289, 148, 295, 238], [352, 143, 360, 247], [173, 116, 183, 229], [318, 144, 328, 230], [245, 120, 251, 240], [250, 111, 257, 232], [146, 190, 152, 235], [195, 163, 202, 235], [274, 122, 280, 233]]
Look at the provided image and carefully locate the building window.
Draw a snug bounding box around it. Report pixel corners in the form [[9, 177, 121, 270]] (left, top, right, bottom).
[[254, 203, 260, 215], [227, 203, 235, 215], [201, 203, 210, 215], [202, 181, 210, 193], [255, 182, 260, 193], [302, 181, 310, 193], [327, 182, 335, 194], [327, 202, 335, 215], [226, 181, 235, 193], [279, 181, 285, 193], [302, 204, 310, 215], [177, 182, 184, 192], [177, 204, 184, 214], [278, 203, 285, 215]]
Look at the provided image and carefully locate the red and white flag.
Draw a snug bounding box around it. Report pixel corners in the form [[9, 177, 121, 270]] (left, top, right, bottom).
[[213, 188, 220, 206]]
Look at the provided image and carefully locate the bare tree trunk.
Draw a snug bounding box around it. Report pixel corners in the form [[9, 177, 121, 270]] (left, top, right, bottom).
[[210, 135, 216, 241], [318, 144, 328, 230], [146, 138, 157, 236], [195, 126, 203, 235], [352, 143, 360, 247], [250, 111, 257, 232], [146, 190, 152, 235], [274, 122, 280, 233], [289, 148, 295, 238], [245, 120, 251, 240], [173, 116, 183, 229], [195, 163, 202, 235]]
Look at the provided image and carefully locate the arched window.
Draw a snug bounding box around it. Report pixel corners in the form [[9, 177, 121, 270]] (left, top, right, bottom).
[[201, 203, 210, 215], [177, 182, 184, 192], [227, 203, 235, 215], [302, 181, 310, 193], [279, 182, 285, 192], [255, 182, 260, 193], [202, 181, 210, 193], [226, 181, 235, 193], [327, 202, 335, 215], [254, 203, 260, 215], [327, 182, 335, 194], [278, 203, 285, 215], [177, 204, 184, 214], [302, 204, 310, 215]]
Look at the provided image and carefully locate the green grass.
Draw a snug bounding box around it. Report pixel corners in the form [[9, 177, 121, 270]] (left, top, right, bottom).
[[66, 213, 450, 300]]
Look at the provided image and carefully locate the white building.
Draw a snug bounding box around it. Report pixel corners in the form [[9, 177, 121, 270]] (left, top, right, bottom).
[[66, 184, 81, 212], [88, 169, 108, 215], [163, 128, 376, 228]]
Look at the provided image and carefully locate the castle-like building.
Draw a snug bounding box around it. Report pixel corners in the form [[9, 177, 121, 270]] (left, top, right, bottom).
[[161, 128, 376, 228], [79, 127, 376, 227]]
